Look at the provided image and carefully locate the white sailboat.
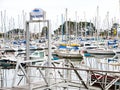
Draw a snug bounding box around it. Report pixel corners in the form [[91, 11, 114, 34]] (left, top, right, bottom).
[[55, 9, 83, 59]]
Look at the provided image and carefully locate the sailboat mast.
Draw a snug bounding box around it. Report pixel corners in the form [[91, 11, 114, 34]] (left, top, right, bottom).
[[22, 10, 26, 39], [107, 11, 109, 38], [117, 0, 120, 39], [1, 11, 3, 39], [65, 8, 68, 43], [80, 19, 83, 37], [119, 0, 120, 24], [90, 20, 92, 37], [18, 15, 20, 39], [3, 10, 6, 48], [84, 12, 87, 38], [96, 6, 99, 41], [75, 11, 78, 43], [61, 14, 64, 42]]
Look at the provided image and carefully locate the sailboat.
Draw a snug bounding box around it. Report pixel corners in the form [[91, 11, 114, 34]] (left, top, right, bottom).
[[55, 10, 83, 59], [55, 43, 83, 59]]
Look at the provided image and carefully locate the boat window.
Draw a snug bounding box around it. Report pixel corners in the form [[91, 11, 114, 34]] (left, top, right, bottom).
[[85, 44, 91, 46], [33, 52, 38, 56], [39, 52, 44, 58]]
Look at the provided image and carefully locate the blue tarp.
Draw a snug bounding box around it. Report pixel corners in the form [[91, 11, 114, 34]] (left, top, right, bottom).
[[59, 45, 66, 49], [13, 40, 26, 45], [59, 45, 79, 50], [71, 46, 79, 50], [108, 40, 117, 45]]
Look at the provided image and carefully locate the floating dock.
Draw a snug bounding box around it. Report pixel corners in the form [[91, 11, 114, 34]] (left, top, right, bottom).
[[0, 59, 119, 90]]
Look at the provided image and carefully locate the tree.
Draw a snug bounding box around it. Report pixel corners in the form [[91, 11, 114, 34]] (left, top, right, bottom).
[[6, 28, 25, 39], [53, 21, 96, 36], [111, 23, 119, 36]]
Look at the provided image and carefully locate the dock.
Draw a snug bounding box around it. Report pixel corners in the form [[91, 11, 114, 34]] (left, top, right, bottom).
[[0, 59, 120, 90]]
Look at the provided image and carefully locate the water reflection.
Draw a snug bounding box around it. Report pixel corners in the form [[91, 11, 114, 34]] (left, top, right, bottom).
[[0, 53, 117, 89]]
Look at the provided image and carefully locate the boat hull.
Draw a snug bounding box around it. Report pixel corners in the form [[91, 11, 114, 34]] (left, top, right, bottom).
[[56, 50, 83, 59], [86, 49, 115, 55]]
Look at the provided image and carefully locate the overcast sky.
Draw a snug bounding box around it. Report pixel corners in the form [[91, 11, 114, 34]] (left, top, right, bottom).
[[0, 0, 120, 32]]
